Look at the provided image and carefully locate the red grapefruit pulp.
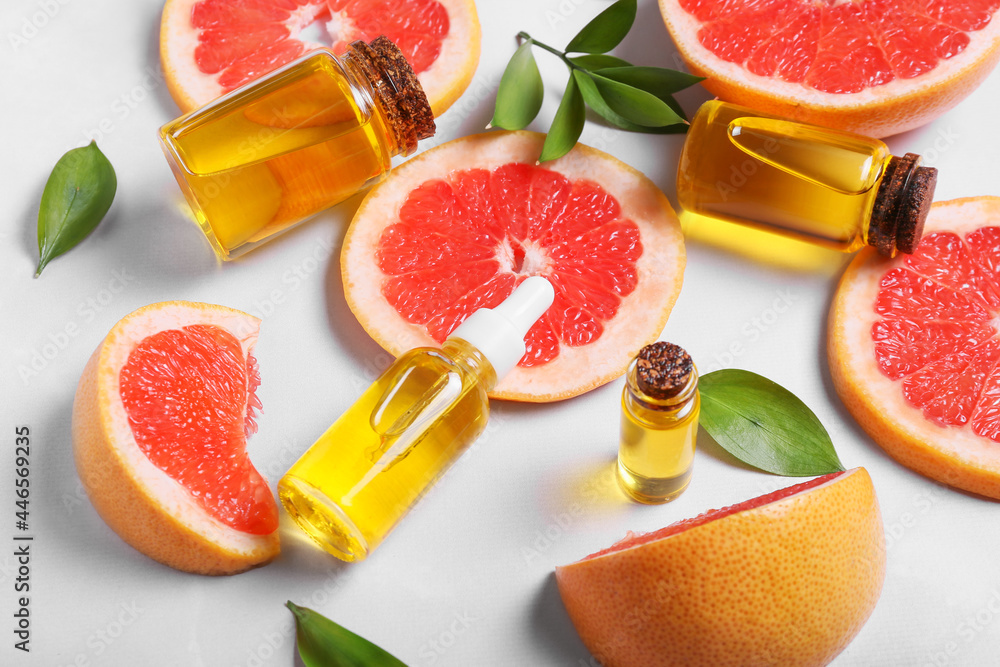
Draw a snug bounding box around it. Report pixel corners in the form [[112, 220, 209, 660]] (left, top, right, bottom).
[[377, 163, 644, 368], [342, 132, 686, 402], [161, 0, 481, 116], [119, 324, 276, 535]]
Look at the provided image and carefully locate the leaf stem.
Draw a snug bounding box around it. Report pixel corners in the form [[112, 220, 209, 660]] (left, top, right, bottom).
[[517, 31, 576, 68]]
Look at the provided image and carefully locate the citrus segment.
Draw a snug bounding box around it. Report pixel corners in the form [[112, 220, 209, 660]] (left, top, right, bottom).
[[376, 164, 643, 371], [556, 468, 885, 667], [119, 324, 277, 535], [659, 0, 1000, 136], [830, 197, 1000, 498], [341, 131, 685, 402], [73, 302, 280, 574], [161, 0, 480, 116]]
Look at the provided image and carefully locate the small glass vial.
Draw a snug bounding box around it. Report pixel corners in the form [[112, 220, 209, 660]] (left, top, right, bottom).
[[617, 342, 699, 504], [677, 100, 938, 257], [159, 36, 435, 260], [279, 277, 555, 562]]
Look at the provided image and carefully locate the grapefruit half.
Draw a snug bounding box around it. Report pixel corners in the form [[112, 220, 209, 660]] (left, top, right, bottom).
[[556, 468, 885, 667], [160, 0, 481, 117], [831, 196, 1000, 499], [72, 301, 280, 575], [658, 0, 1000, 137], [340, 131, 686, 402]]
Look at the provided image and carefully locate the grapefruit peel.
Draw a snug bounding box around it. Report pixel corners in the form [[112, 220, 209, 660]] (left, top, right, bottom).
[[658, 0, 1000, 137], [340, 131, 686, 402], [830, 196, 1000, 499], [72, 301, 280, 575], [556, 468, 886, 667]]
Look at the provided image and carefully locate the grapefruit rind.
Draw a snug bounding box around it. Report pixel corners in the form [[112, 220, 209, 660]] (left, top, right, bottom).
[[160, 0, 481, 117], [657, 0, 1000, 137], [555, 467, 885, 667], [72, 301, 280, 575], [340, 131, 686, 402], [830, 197, 1000, 499]]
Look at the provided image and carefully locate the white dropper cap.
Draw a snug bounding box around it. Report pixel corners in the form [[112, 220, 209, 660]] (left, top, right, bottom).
[[447, 276, 555, 380]]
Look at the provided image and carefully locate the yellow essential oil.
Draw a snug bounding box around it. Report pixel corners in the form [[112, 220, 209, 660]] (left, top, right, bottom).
[[279, 277, 555, 562], [279, 339, 494, 561], [677, 100, 937, 257], [159, 37, 434, 260], [617, 342, 699, 504]]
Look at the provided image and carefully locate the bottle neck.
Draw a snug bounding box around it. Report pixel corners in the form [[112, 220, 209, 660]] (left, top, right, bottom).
[[624, 359, 699, 422], [339, 37, 435, 158], [442, 339, 499, 392]]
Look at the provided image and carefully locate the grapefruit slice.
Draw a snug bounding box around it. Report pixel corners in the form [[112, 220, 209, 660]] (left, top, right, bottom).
[[831, 196, 1000, 499], [160, 0, 481, 117], [659, 0, 1000, 137], [72, 301, 280, 575], [340, 131, 686, 402], [556, 468, 885, 667]]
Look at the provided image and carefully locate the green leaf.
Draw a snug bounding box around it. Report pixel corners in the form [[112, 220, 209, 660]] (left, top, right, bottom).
[[565, 0, 637, 54], [568, 54, 633, 70], [490, 40, 544, 130], [539, 75, 586, 163], [699, 370, 845, 476], [573, 71, 687, 134], [36, 141, 117, 276], [590, 74, 685, 127], [594, 66, 704, 98], [287, 601, 408, 667]]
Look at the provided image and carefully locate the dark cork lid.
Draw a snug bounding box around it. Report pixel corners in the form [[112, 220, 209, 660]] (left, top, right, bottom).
[[868, 153, 937, 257], [351, 36, 436, 156], [635, 342, 694, 400]]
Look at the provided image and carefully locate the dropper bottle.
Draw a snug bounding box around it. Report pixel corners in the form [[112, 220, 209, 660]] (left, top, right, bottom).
[[279, 277, 555, 562], [677, 100, 938, 257]]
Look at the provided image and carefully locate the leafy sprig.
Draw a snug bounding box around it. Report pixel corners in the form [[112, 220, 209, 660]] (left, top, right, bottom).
[[490, 0, 703, 162]]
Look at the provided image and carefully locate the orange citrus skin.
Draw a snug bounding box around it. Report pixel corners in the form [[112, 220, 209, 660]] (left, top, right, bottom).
[[72, 301, 279, 575], [555, 468, 886, 667], [658, 0, 1000, 137], [829, 197, 1000, 499]]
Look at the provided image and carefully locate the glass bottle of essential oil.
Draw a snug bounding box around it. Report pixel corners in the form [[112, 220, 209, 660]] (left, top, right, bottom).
[[279, 277, 555, 562], [617, 342, 699, 504], [159, 36, 435, 260], [677, 100, 938, 257]]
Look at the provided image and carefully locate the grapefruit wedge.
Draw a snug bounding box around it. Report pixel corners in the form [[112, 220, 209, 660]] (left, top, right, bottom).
[[160, 0, 481, 117], [659, 0, 1000, 137], [556, 468, 885, 667], [831, 196, 1000, 499], [72, 301, 280, 575], [340, 131, 686, 402]]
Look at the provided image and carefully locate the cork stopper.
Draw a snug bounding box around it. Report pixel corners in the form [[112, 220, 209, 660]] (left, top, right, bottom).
[[350, 36, 436, 156], [635, 342, 694, 400], [868, 153, 937, 257]]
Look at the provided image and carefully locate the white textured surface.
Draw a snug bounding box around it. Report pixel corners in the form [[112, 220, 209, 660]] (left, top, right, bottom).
[[1, 0, 1000, 665]]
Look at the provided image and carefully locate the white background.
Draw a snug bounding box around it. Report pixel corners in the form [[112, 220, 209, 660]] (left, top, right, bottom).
[[2, 0, 1000, 665]]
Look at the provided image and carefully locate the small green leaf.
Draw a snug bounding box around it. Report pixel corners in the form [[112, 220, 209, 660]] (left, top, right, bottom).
[[699, 370, 846, 476], [594, 66, 704, 98], [590, 74, 685, 127], [565, 0, 637, 54], [287, 601, 408, 667], [539, 75, 586, 163], [568, 54, 633, 70], [490, 40, 544, 130], [573, 71, 687, 134], [36, 141, 117, 276]]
